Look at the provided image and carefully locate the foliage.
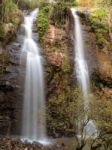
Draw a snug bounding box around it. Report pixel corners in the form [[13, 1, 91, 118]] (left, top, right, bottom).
[[0, 0, 22, 42], [47, 86, 81, 136], [91, 96, 112, 134], [50, 0, 76, 27], [90, 8, 107, 30], [91, 8, 106, 17], [37, 5, 50, 44], [0, 0, 18, 23], [89, 8, 109, 49]]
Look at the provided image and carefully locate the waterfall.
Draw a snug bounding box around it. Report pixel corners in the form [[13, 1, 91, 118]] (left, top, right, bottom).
[[21, 9, 47, 142], [71, 8, 90, 103], [71, 8, 98, 137]]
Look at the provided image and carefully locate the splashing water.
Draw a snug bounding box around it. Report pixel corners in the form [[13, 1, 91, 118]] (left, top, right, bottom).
[[71, 8, 97, 137], [21, 9, 48, 143]]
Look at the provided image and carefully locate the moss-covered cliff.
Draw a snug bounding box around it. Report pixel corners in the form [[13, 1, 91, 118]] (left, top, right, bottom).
[[78, 6, 112, 135], [0, 1, 22, 43], [0, 0, 112, 150]]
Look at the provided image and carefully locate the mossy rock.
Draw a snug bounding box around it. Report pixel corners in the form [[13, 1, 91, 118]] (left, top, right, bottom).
[[88, 7, 111, 52], [0, 1, 23, 43], [0, 23, 17, 43]]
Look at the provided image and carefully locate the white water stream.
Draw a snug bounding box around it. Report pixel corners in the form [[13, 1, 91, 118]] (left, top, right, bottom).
[[71, 8, 97, 137], [21, 9, 47, 142]]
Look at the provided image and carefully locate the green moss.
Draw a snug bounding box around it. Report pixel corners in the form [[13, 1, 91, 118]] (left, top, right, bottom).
[[90, 8, 107, 30], [89, 8, 109, 49], [37, 5, 50, 45], [91, 8, 106, 18], [90, 16, 107, 32]]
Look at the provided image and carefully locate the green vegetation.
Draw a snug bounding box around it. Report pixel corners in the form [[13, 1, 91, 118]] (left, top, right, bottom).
[[0, 0, 112, 149], [0, 0, 18, 23], [91, 96, 112, 134], [90, 8, 107, 30], [0, 0, 22, 42], [89, 8, 110, 49], [47, 85, 81, 136], [37, 5, 50, 45], [50, 0, 76, 27], [37, 0, 76, 44], [61, 55, 70, 73]]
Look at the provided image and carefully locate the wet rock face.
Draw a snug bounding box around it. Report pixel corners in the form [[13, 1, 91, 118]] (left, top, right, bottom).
[[0, 14, 42, 136], [0, 33, 24, 136], [0, 7, 23, 135]]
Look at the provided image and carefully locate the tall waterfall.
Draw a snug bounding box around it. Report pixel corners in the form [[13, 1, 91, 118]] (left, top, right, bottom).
[[71, 8, 90, 104], [71, 8, 97, 137], [21, 9, 46, 142]]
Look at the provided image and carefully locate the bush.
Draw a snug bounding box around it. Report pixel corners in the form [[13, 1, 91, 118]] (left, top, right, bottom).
[[89, 8, 109, 49], [50, 0, 76, 27], [0, 0, 22, 42], [37, 5, 50, 44], [0, 0, 18, 23], [90, 8, 107, 30]]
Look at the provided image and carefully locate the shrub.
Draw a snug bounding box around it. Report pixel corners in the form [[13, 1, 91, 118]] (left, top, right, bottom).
[[37, 5, 50, 44], [89, 8, 109, 49], [0, 0, 17, 23], [50, 0, 76, 27]]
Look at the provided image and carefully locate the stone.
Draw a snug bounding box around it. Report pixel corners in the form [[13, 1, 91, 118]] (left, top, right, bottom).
[[82, 144, 91, 150]]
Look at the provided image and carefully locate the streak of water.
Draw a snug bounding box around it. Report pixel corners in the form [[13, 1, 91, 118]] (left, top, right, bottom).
[[71, 8, 97, 137], [21, 9, 47, 142]]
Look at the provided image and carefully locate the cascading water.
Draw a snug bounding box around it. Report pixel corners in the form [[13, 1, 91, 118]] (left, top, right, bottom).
[[21, 9, 47, 142], [71, 9, 90, 103], [71, 8, 97, 137]]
